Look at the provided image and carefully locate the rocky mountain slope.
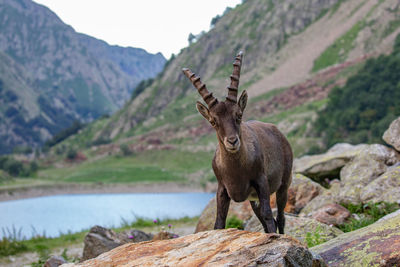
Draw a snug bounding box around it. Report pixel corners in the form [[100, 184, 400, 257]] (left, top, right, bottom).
[[95, 0, 400, 141], [0, 0, 166, 154]]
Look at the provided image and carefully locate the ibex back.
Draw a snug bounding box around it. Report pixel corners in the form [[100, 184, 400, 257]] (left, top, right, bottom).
[[182, 51, 293, 234]]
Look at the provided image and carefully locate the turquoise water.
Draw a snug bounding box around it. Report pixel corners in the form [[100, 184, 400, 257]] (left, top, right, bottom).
[[0, 192, 214, 239]]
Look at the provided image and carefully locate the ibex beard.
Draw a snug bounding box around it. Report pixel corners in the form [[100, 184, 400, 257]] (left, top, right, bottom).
[[183, 51, 293, 234]]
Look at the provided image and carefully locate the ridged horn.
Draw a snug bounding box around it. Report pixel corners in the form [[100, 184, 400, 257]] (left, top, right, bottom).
[[226, 51, 243, 103], [182, 68, 218, 108]]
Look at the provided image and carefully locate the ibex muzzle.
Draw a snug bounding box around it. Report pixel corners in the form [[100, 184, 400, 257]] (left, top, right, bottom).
[[183, 52, 293, 234]]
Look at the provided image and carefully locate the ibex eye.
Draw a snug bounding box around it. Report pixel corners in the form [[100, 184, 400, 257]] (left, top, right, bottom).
[[210, 120, 216, 127]]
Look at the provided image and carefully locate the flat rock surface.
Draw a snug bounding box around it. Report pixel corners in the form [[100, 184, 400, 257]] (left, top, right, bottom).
[[61, 229, 325, 267]]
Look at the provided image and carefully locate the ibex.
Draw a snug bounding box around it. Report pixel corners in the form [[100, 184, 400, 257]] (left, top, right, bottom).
[[182, 52, 293, 234]]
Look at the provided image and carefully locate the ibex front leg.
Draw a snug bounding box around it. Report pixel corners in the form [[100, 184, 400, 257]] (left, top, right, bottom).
[[214, 184, 231, 229], [253, 176, 276, 233]]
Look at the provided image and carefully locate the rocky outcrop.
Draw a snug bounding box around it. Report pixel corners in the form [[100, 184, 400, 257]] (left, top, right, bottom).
[[383, 116, 400, 152], [298, 142, 400, 209], [62, 229, 326, 267], [294, 143, 368, 183], [245, 214, 343, 244], [311, 210, 400, 266]]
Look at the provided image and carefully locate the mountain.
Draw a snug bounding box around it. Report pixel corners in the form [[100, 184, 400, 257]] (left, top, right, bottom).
[[96, 0, 400, 141], [37, 0, 400, 187], [0, 0, 166, 154]]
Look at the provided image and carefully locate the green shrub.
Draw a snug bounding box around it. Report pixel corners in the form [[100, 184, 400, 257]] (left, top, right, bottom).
[[66, 148, 77, 160], [120, 144, 132, 156], [91, 137, 111, 146], [225, 216, 244, 230]]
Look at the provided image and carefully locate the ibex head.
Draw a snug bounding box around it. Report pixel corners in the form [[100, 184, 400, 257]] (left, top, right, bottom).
[[183, 51, 248, 153]]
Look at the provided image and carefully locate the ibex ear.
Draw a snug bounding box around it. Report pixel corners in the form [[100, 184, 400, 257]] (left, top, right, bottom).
[[238, 90, 248, 112], [196, 101, 211, 121]]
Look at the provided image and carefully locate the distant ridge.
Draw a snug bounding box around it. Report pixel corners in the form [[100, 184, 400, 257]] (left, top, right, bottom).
[[0, 0, 166, 154]]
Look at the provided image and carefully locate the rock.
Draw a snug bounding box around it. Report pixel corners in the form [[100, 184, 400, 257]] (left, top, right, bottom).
[[61, 229, 326, 267], [311, 209, 400, 266], [245, 213, 343, 244], [287, 173, 325, 213], [383, 116, 400, 152], [270, 174, 325, 214], [360, 164, 400, 204], [152, 230, 178, 241], [339, 144, 399, 204], [44, 256, 67, 267], [81, 226, 125, 261], [119, 229, 153, 243], [294, 143, 368, 183], [300, 180, 341, 216], [195, 196, 253, 233], [311, 203, 351, 226]]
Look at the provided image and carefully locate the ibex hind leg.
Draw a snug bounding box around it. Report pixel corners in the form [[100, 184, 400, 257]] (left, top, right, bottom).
[[276, 184, 288, 234]]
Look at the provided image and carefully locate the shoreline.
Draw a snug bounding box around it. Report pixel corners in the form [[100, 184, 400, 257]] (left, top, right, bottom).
[[0, 182, 206, 202]]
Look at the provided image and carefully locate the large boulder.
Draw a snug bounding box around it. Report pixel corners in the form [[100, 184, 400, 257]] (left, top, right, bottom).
[[383, 116, 400, 152], [61, 229, 326, 267], [311, 210, 400, 266], [245, 213, 343, 244], [294, 143, 368, 183], [338, 144, 399, 204], [360, 164, 400, 204]]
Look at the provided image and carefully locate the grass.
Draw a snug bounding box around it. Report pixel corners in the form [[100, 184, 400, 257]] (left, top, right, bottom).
[[305, 225, 329, 247], [0, 216, 199, 259], [312, 20, 364, 72], [338, 202, 399, 232], [38, 149, 213, 184]]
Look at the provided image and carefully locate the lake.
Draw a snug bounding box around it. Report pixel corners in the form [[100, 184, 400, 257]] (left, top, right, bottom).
[[0, 192, 214, 239]]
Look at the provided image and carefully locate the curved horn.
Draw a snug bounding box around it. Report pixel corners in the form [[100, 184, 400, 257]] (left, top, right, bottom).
[[182, 68, 218, 108], [226, 51, 243, 103]]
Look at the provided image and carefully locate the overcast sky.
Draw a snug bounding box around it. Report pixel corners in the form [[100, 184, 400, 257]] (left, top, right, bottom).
[[33, 0, 242, 59]]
